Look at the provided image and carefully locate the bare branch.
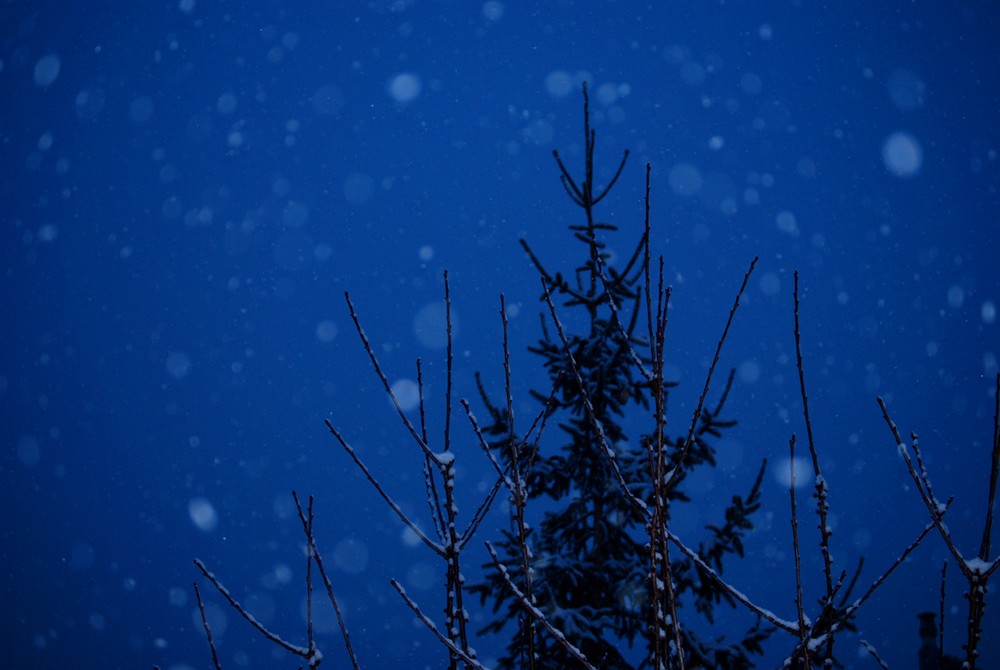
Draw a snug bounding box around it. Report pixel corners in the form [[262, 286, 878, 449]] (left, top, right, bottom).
[[391, 580, 490, 670], [788, 434, 810, 665], [665, 530, 799, 633], [343, 291, 436, 462], [193, 582, 223, 670], [666, 256, 758, 491], [485, 542, 598, 670], [325, 419, 444, 556], [292, 491, 361, 670], [979, 372, 1000, 561], [193, 559, 314, 660]]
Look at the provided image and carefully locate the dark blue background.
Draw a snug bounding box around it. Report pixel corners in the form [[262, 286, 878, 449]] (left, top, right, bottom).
[[2, 1, 998, 668]]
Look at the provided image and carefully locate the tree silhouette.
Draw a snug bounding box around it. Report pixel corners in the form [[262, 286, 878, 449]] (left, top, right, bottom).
[[471, 83, 768, 669], [178, 85, 1000, 670]]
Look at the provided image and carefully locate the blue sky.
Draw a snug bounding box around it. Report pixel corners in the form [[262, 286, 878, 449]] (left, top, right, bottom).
[[2, 1, 998, 668]]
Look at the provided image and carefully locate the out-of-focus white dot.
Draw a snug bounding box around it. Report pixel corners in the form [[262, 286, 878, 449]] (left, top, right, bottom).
[[797, 158, 817, 179], [166, 351, 191, 379], [983, 351, 997, 376], [34, 54, 61, 88], [316, 319, 338, 342], [740, 72, 763, 95], [18, 435, 41, 467], [882, 131, 923, 177], [522, 119, 554, 145], [708, 135, 724, 150], [418, 245, 434, 261], [343, 172, 375, 204], [776, 210, 799, 236], [193, 601, 227, 638], [482, 1, 504, 20], [544, 70, 576, 97], [738, 360, 761, 384], [759, 272, 780, 296], [188, 497, 218, 532], [38, 224, 58, 242], [981, 301, 996, 324], [837, 291, 849, 305], [947, 285, 964, 308], [271, 176, 291, 197], [401, 526, 421, 547], [266, 46, 284, 64], [680, 61, 706, 86], [414, 301, 458, 349], [774, 456, 811, 489], [595, 82, 619, 106], [668, 163, 702, 197], [169, 587, 188, 607], [759, 24, 773, 40], [314, 243, 332, 261], [282, 200, 309, 227], [333, 538, 369, 574], [391, 378, 420, 412], [406, 562, 437, 591], [271, 563, 293, 586], [388, 73, 422, 103], [926, 342, 938, 357], [179, 0, 196, 13], [130, 96, 155, 124], [864, 367, 881, 392], [217, 92, 238, 115]]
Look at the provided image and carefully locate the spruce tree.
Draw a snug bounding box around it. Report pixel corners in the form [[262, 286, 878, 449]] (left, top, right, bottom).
[[473, 84, 768, 668]]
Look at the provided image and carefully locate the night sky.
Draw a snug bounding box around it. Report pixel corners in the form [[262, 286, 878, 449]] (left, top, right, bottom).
[[2, 1, 998, 668]]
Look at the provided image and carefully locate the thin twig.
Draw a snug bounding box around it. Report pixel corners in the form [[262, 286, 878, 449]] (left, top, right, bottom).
[[788, 434, 810, 666], [666, 256, 758, 491], [860, 640, 890, 670], [193, 559, 314, 660], [539, 276, 650, 520], [193, 582, 223, 670], [324, 419, 444, 555], [390, 580, 490, 670], [979, 373, 1000, 561], [292, 491, 361, 670], [665, 531, 798, 633], [485, 542, 598, 670], [940, 560, 948, 670]]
